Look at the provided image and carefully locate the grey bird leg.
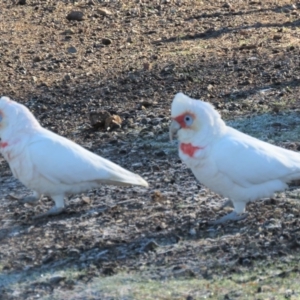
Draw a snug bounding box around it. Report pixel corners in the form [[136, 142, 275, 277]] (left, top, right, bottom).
[[220, 199, 234, 208], [32, 195, 65, 219], [19, 191, 42, 204], [209, 211, 248, 225], [209, 200, 248, 225]]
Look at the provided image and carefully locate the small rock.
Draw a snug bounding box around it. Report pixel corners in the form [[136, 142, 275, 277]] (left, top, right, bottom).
[[18, 0, 26, 5], [82, 196, 91, 204], [97, 8, 112, 16], [285, 289, 293, 298], [150, 118, 161, 126], [102, 38, 112, 45], [63, 29, 75, 35], [207, 84, 214, 91], [241, 258, 251, 265], [33, 56, 42, 62], [273, 35, 282, 41], [42, 253, 55, 264], [127, 37, 133, 43], [89, 110, 111, 128], [49, 275, 66, 285], [257, 285, 272, 293], [155, 150, 166, 157], [101, 133, 111, 139], [140, 118, 150, 124], [151, 164, 160, 171], [67, 46, 77, 54], [102, 267, 115, 276], [145, 132, 155, 138], [189, 228, 197, 235], [105, 115, 122, 130], [119, 149, 127, 154], [132, 162, 143, 169], [66, 11, 84, 21], [222, 2, 231, 8], [140, 100, 154, 108], [151, 190, 163, 202], [282, 7, 290, 13], [68, 248, 80, 255], [173, 267, 196, 278], [143, 62, 152, 70], [64, 74, 72, 81], [143, 240, 159, 252]]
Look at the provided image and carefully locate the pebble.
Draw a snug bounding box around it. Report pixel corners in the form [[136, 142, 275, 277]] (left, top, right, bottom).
[[155, 150, 166, 157], [105, 115, 122, 130], [141, 118, 150, 124], [49, 275, 66, 285], [143, 240, 159, 252], [102, 38, 112, 45], [189, 228, 197, 235], [151, 118, 161, 126], [66, 11, 84, 21], [132, 162, 143, 169], [67, 47, 77, 54], [89, 110, 111, 128], [97, 8, 112, 16]]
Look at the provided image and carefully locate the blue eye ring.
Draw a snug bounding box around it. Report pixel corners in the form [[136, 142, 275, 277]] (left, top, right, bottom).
[[184, 114, 193, 126]]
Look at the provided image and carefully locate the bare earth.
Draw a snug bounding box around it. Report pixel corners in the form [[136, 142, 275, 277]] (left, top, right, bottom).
[[1, 0, 300, 299]]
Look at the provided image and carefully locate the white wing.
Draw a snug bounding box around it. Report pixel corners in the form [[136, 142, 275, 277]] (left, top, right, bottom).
[[212, 127, 300, 188], [27, 129, 148, 187]]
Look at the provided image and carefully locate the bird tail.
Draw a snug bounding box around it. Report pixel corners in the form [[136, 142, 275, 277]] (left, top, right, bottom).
[[100, 173, 149, 187], [98, 161, 149, 188]]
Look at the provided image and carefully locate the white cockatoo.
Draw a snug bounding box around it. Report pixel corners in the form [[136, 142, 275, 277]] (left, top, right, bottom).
[[0, 97, 148, 218], [170, 92, 300, 224]]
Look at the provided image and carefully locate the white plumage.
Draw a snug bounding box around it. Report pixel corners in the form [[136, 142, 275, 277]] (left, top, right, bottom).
[[170, 92, 300, 224], [0, 97, 148, 218]]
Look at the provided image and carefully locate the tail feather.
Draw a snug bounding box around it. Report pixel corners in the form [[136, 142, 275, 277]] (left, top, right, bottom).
[[98, 175, 148, 187]]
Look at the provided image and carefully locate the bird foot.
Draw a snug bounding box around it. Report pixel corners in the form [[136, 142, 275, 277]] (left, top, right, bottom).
[[209, 211, 248, 225], [19, 195, 40, 204], [220, 199, 234, 209], [32, 206, 65, 220]]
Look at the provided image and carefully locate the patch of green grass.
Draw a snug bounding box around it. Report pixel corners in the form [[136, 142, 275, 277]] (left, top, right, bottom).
[[47, 256, 300, 300]]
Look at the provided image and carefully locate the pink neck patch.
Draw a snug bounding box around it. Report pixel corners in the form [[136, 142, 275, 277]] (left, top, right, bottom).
[[180, 143, 203, 157], [0, 142, 8, 148]]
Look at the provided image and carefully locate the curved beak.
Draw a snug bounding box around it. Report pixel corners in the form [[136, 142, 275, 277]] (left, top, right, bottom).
[[169, 120, 181, 141]]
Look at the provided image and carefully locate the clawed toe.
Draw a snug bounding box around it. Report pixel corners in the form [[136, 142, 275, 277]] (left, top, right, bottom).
[[220, 199, 234, 209], [19, 195, 40, 204], [19, 191, 42, 205], [209, 211, 248, 225], [32, 206, 65, 220]]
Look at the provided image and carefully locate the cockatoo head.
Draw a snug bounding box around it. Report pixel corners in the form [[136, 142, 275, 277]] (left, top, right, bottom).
[[169, 93, 225, 145], [0, 97, 41, 138]]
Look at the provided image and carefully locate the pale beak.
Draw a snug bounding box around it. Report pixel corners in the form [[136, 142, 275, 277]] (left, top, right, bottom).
[[169, 120, 181, 141]]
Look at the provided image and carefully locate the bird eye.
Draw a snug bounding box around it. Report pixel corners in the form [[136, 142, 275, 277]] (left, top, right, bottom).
[[184, 114, 193, 126]]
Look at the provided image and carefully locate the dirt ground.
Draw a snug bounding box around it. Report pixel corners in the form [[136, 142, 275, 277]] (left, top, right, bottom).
[[1, 0, 300, 299]]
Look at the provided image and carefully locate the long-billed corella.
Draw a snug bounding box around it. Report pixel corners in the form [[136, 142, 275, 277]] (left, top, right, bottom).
[[170, 92, 300, 224], [0, 97, 148, 218]]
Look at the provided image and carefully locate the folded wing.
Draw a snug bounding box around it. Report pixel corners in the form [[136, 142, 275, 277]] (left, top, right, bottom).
[[213, 127, 300, 188], [28, 130, 148, 187]]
